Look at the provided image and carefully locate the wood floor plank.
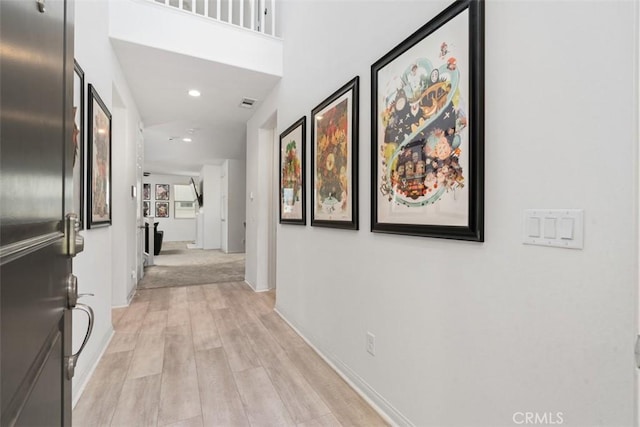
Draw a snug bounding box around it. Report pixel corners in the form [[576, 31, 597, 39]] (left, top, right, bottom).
[[140, 309, 168, 334], [73, 351, 133, 426], [263, 357, 331, 424], [202, 283, 228, 309], [297, 413, 342, 427], [194, 347, 250, 427], [158, 328, 201, 425], [105, 332, 138, 354], [234, 367, 295, 427], [128, 332, 165, 379], [112, 307, 127, 327], [260, 312, 307, 349], [189, 301, 222, 351], [115, 302, 149, 333], [167, 301, 190, 327], [186, 285, 205, 302], [110, 374, 162, 426], [163, 416, 204, 427], [243, 317, 287, 367]]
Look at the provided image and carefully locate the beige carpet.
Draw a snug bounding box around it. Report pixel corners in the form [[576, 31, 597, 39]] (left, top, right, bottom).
[[139, 241, 245, 289]]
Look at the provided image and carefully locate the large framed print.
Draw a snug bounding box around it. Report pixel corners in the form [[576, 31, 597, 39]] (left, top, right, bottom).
[[371, 0, 484, 241], [311, 76, 359, 230], [73, 60, 85, 229], [87, 84, 112, 228], [279, 117, 306, 225]]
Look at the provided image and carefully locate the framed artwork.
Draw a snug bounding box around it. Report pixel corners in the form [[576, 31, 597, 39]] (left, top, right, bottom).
[[156, 184, 169, 200], [155, 201, 169, 218], [143, 183, 150, 200], [311, 76, 359, 230], [371, 0, 484, 241], [143, 201, 150, 217], [73, 60, 85, 229], [87, 84, 112, 228], [279, 117, 306, 225]]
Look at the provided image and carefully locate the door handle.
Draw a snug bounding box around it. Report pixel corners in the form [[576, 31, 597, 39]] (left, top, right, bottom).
[[65, 303, 94, 379]]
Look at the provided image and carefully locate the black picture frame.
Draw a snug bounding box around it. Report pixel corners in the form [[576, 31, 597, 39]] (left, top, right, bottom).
[[371, 0, 484, 241], [311, 76, 359, 230], [73, 60, 85, 229], [279, 116, 306, 225], [143, 201, 150, 217], [156, 184, 169, 201], [143, 183, 150, 201], [87, 84, 112, 229], [156, 201, 169, 218]]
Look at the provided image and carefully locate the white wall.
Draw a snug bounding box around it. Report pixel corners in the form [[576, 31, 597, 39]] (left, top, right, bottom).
[[246, 1, 639, 426], [246, 114, 277, 290], [200, 164, 222, 249], [73, 0, 143, 402], [222, 159, 247, 253], [143, 173, 197, 242]]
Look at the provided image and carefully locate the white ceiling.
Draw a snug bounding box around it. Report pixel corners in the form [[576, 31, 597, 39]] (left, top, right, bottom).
[[111, 38, 280, 175]]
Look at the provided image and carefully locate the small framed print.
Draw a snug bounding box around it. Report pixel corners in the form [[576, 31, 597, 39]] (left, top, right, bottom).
[[87, 84, 112, 228], [143, 183, 150, 201], [279, 116, 306, 225], [371, 0, 484, 241], [155, 201, 169, 218], [143, 201, 150, 217], [311, 76, 359, 230], [156, 184, 169, 201]]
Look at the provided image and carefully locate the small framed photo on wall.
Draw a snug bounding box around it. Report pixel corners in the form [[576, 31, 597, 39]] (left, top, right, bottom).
[[155, 201, 169, 218], [143, 183, 150, 201], [143, 201, 150, 217], [279, 116, 306, 225], [156, 184, 169, 201]]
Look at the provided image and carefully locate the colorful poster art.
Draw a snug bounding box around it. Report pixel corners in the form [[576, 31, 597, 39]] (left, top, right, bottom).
[[87, 84, 112, 228], [311, 77, 359, 230], [371, 0, 484, 241], [279, 117, 306, 224], [143, 201, 150, 217]]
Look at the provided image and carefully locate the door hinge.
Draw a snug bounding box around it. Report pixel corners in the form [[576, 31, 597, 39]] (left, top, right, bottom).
[[64, 213, 84, 257], [635, 335, 640, 369]]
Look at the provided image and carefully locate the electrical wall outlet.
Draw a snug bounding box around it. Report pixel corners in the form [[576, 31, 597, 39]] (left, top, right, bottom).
[[366, 332, 376, 356]]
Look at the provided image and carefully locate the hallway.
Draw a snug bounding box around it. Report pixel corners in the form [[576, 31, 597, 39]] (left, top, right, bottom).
[[73, 283, 387, 426]]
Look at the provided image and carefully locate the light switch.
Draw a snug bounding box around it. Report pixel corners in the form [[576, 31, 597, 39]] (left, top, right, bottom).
[[558, 217, 574, 239], [543, 217, 556, 239], [527, 217, 541, 237]]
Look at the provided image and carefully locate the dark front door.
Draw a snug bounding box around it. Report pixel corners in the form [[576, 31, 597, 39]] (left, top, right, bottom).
[[1, 0, 76, 425]]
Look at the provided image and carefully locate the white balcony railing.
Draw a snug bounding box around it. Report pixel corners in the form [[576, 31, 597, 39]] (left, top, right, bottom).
[[152, 0, 278, 38]]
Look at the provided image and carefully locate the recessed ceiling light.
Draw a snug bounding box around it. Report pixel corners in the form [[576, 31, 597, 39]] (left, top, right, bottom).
[[188, 89, 201, 97], [182, 137, 192, 142]]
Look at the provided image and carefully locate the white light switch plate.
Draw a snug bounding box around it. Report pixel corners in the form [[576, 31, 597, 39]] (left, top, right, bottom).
[[523, 209, 584, 249]]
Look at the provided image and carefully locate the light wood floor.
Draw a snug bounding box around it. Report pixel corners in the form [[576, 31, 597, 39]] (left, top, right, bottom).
[[73, 282, 388, 427]]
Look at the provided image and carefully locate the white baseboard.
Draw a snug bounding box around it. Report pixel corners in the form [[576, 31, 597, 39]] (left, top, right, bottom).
[[274, 306, 414, 427], [72, 328, 114, 408], [243, 280, 272, 293]]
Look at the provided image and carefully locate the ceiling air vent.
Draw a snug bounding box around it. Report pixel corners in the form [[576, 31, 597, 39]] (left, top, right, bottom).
[[239, 97, 257, 109], [143, 172, 150, 177]]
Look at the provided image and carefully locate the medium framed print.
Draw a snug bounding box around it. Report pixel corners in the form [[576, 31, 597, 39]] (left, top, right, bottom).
[[156, 184, 169, 201], [73, 60, 85, 229], [87, 84, 112, 228], [143, 201, 150, 217], [371, 0, 484, 241], [311, 76, 359, 230], [279, 117, 306, 225], [143, 183, 151, 200], [156, 201, 169, 218]]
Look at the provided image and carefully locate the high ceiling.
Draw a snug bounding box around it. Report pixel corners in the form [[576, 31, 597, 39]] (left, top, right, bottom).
[[111, 38, 280, 175]]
